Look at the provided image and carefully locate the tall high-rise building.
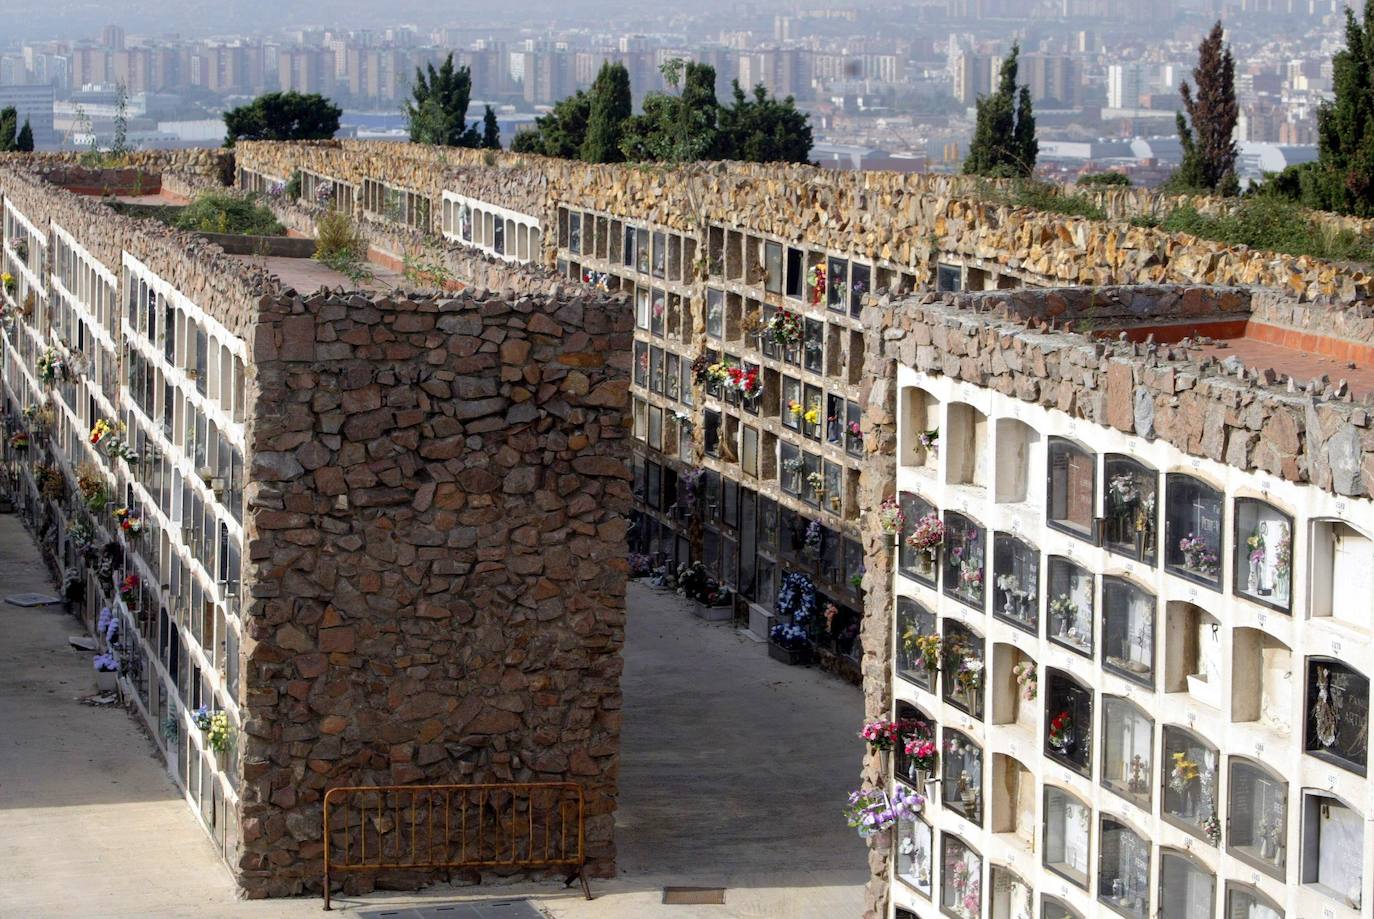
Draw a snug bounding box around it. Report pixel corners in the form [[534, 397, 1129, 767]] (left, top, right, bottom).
[[1107, 63, 1147, 110]]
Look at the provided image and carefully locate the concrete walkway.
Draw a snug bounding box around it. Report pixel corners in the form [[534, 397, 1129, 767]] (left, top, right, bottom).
[[0, 510, 866, 918]]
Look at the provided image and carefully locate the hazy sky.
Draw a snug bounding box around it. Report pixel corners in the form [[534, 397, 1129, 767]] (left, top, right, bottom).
[[0, 0, 756, 39]]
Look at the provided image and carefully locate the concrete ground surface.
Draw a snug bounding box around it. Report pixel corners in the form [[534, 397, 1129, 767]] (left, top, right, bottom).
[[0, 510, 867, 918]]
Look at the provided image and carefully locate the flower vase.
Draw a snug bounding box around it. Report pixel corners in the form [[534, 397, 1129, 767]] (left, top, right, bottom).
[[94, 669, 116, 693], [1248, 559, 1260, 593], [917, 550, 935, 579], [913, 767, 929, 790], [879, 748, 890, 778]]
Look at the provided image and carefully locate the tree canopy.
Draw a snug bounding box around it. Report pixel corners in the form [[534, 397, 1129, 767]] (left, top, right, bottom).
[[962, 43, 1037, 178], [481, 105, 502, 150], [511, 91, 591, 158], [1260, 0, 1374, 216], [15, 118, 33, 153], [0, 107, 17, 153], [513, 58, 812, 165], [1169, 22, 1239, 195], [223, 91, 341, 147], [406, 54, 483, 147], [580, 62, 633, 164]]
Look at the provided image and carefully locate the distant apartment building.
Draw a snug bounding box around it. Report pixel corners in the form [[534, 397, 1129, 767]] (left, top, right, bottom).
[[0, 85, 56, 148], [1107, 63, 1147, 110], [1021, 54, 1080, 107]]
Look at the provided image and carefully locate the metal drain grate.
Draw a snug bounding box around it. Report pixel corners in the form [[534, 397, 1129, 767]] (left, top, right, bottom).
[[6, 593, 61, 607], [662, 887, 727, 905], [357, 900, 548, 919]]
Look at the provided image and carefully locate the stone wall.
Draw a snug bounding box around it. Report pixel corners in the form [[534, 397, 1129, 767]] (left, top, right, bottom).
[[237, 285, 632, 897], [0, 163, 268, 343], [235, 140, 1374, 307], [866, 285, 1374, 501]]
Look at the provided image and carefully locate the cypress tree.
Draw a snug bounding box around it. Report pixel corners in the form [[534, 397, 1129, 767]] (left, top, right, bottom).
[[481, 105, 501, 150], [16, 118, 33, 152], [405, 54, 480, 147], [1172, 21, 1239, 194], [962, 44, 1037, 178], [581, 62, 632, 164]]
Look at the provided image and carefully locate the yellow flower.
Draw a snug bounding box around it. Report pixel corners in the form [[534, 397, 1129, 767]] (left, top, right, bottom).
[[787, 400, 802, 416], [803, 408, 820, 425]]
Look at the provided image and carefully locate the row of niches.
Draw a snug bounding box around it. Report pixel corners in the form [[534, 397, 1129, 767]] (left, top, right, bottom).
[[892, 700, 1366, 914], [442, 193, 541, 264], [625, 461, 866, 615], [896, 496, 1292, 704], [900, 387, 1374, 620], [560, 209, 695, 290], [630, 392, 864, 524], [52, 231, 118, 342], [42, 490, 241, 864], [631, 337, 866, 436], [895, 593, 1370, 774], [4, 203, 47, 280], [124, 348, 246, 524], [124, 269, 246, 428], [50, 286, 118, 399], [893, 797, 1335, 918]]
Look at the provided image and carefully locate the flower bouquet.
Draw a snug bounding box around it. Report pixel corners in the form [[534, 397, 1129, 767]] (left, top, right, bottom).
[[118, 573, 140, 604], [1168, 752, 1199, 795], [193, 704, 215, 732], [903, 629, 942, 674], [1048, 710, 1074, 752], [769, 622, 811, 665], [803, 400, 822, 429], [8, 431, 29, 450], [1012, 660, 1038, 701], [93, 651, 119, 691], [1178, 533, 1219, 577], [906, 512, 944, 576], [916, 428, 938, 458], [805, 263, 827, 304], [877, 498, 905, 536], [844, 785, 922, 840], [725, 365, 761, 400], [1, 271, 13, 295], [764, 309, 803, 347], [89, 418, 114, 446], [904, 737, 938, 773], [806, 470, 826, 497], [860, 718, 904, 754]]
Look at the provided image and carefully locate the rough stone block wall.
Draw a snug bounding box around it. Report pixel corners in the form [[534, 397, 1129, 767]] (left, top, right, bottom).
[[238, 287, 632, 897], [0, 163, 267, 341], [234, 140, 1374, 306], [864, 287, 1374, 509]]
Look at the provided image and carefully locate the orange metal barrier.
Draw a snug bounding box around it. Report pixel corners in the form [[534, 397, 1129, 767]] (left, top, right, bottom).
[[322, 782, 591, 909]]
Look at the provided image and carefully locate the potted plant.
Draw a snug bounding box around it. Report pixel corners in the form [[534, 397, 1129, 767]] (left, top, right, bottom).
[[93, 652, 118, 692], [769, 622, 811, 665]]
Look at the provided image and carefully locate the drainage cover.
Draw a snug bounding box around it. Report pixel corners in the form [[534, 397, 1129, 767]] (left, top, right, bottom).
[[6, 593, 61, 607], [662, 887, 727, 905], [357, 901, 548, 919]]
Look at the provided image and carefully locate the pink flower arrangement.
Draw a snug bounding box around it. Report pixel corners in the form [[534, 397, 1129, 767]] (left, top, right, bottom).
[[904, 737, 938, 771], [859, 718, 903, 753], [906, 512, 945, 553]]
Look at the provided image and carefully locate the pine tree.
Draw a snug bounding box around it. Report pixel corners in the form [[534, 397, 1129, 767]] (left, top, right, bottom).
[[619, 60, 720, 163], [962, 44, 1037, 178], [481, 105, 501, 150], [15, 118, 33, 152], [580, 62, 632, 164], [223, 92, 341, 147], [1172, 21, 1239, 194], [511, 90, 592, 157], [405, 54, 481, 147], [716, 82, 813, 164]]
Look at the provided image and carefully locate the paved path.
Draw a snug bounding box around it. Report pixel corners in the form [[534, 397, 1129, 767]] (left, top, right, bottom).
[[0, 510, 866, 918]]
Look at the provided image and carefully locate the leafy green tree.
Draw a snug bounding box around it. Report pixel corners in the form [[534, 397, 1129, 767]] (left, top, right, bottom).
[[223, 91, 340, 147], [405, 54, 482, 147], [620, 60, 720, 163], [963, 43, 1037, 178], [0, 107, 17, 152], [580, 61, 633, 163], [1170, 22, 1239, 194], [1077, 171, 1130, 187], [511, 90, 592, 157], [717, 81, 813, 164], [1262, 0, 1374, 215], [15, 118, 33, 152], [481, 105, 501, 150]]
